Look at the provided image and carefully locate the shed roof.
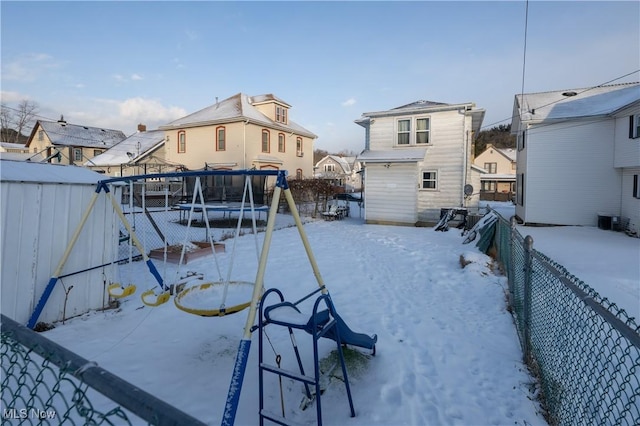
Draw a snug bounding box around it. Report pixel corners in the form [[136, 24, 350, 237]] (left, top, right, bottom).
[[516, 82, 640, 122], [357, 148, 427, 163], [0, 159, 106, 185], [28, 120, 126, 149], [88, 129, 165, 166]]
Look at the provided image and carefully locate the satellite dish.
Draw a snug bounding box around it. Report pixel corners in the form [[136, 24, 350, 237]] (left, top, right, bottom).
[[464, 184, 474, 196]]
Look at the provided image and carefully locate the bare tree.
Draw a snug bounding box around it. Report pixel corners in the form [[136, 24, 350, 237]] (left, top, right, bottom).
[[0, 104, 11, 141], [13, 100, 39, 143]]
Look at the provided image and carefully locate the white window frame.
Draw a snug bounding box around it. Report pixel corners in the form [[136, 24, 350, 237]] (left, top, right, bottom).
[[73, 148, 82, 161], [420, 170, 438, 190], [396, 116, 431, 146], [630, 114, 640, 139], [324, 164, 336, 172]]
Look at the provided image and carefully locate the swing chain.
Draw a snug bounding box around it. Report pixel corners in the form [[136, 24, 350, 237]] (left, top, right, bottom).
[[276, 354, 285, 418]]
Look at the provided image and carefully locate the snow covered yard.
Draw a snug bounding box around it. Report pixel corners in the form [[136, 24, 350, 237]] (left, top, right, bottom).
[[42, 214, 546, 425]]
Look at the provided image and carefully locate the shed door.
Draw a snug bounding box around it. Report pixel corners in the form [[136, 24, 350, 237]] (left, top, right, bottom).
[[365, 163, 417, 224]]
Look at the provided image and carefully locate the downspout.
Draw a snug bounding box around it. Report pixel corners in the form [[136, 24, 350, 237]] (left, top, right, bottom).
[[461, 119, 469, 208], [243, 120, 249, 169]]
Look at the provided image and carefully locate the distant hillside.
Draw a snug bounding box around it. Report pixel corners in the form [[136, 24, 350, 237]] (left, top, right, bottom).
[[474, 124, 515, 157], [1, 128, 28, 144]]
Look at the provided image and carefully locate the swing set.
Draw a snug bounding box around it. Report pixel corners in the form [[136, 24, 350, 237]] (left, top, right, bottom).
[[26, 168, 377, 425]]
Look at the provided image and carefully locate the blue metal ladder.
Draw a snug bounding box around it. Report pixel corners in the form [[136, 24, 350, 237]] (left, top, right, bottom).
[[256, 288, 355, 425]]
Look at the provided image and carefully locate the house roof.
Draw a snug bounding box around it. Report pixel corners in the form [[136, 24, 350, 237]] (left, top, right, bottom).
[[358, 99, 485, 133], [87, 129, 166, 166], [0, 159, 106, 185], [160, 93, 317, 139], [357, 148, 427, 163], [1, 142, 28, 150], [479, 144, 516, 162], [516, 82, 640, 122], [27, 120, 126, 149], [315, 155, 352, 173]]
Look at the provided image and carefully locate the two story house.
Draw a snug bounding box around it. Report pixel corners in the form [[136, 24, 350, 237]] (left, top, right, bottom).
[[355, 100, 485, 226], [314, 155, 362, 192], [160, 93, 317, 180], [26, 117, 126, 165], [473, 144, 516, 201], [511, 82, 640, 235]]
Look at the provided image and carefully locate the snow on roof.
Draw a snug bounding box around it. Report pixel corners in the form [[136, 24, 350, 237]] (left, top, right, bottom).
[[160, 93, 316, 138], [498, 147, 516, 162], [88, 129, 165, 166], [1, 142, 27, 150], [0, 159, 106, 185], [392, 100, 449, 110], [33, 120, 126, 149], [517, 82, 640, 122], [357, 148, 427, 163]]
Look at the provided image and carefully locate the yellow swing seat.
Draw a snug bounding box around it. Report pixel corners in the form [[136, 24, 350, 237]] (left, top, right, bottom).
[[107, 283, 137, 299], [173, 281, 254, 317], [141, 289, 171, 307]]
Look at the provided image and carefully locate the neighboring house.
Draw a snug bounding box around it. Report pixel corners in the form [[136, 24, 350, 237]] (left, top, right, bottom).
[[0, 142, 33, 161], [160, 93, 317, 180], [511, 82, 640, 235], [87, 126, 180, 177], [355, 100, 485, 226], [314, 155, 362, 192], [473, 144, 516, 201], [26, 117, 126, 165]]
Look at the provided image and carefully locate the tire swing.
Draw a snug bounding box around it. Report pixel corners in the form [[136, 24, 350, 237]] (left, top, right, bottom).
[[108, 180, 137, 299], [174, 174, 261, 317]]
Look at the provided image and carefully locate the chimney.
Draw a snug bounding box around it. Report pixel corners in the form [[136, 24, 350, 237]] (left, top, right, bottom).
[[58, 115, 66, 126], [137, 124, 146, 132]]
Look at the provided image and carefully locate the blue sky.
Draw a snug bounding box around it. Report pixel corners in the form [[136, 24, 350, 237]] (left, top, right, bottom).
[[2, 1, 639, 153]]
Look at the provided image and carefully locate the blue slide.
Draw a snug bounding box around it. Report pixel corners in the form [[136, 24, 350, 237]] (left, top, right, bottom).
[[309, 309, 377, 352]]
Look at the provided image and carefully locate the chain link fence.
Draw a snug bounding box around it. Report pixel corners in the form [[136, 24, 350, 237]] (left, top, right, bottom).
[[1, 314, 207, 426], [492, 211, 640, 426]]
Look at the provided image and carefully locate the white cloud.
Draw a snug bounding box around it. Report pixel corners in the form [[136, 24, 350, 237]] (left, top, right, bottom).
[[1, 53, 59, 81], [118, 97, 186, 123], [0, 91, 32, 103], [185, 29, 199, 41], [131, 74, 144, 81], [341, 98, 356, 107]]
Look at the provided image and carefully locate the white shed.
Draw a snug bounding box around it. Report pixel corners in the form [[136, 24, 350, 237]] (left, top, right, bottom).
[[1, 160, 119, 325]]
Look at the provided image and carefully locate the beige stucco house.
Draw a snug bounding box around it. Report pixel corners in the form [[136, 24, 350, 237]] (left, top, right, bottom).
[[160, 93, 317, 179], [473, 144, 516, 201], [25, 117, 126, 165]]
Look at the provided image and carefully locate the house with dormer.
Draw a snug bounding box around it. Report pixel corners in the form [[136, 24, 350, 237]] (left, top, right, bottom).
[[511, 82, 640, 235], [160, 93, 317, 180], [355, 100, 485, 226], [26, 117, 126, 165]]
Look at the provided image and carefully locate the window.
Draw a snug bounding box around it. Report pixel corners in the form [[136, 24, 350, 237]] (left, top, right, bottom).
[[633, 175, 640, 198], [178, 131, 186, 153], [262, 130, 270, 152], [517, 173, 524, 205], [517, 131, 526, 151], [481, 181, 496, 191], [276, 106, 287, 124], [324, 164, 335, 172], [629, 114, 640, 139], [217, 127, 226, 151], [38, 130, 44, 141], [93, 149, 102, 157], [484, 162, 497, 174], [296, 169, 303, 180], [420, 170, 437, 190], [397, 117, 430, 145], [73, 148, 82, 161], [397, 119, 410, 145], [278, 133, 285, 152], [296, 137, 303, 156], [416, 118, 430, 144]]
